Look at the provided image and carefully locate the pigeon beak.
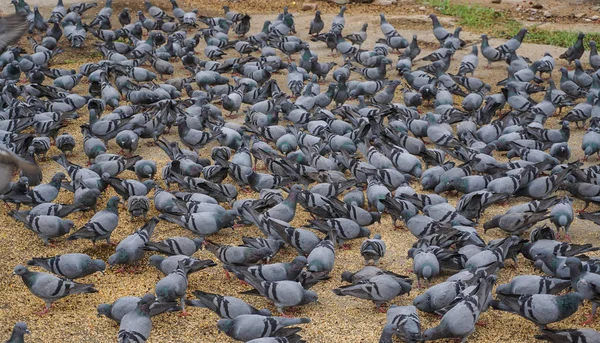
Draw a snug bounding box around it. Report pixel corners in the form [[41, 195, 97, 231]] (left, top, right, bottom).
[[11, 272, 16, 276], [25, 329, 31, 334]]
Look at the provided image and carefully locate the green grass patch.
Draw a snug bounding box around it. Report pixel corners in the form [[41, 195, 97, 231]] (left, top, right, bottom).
[[418, 0, 600, 48]]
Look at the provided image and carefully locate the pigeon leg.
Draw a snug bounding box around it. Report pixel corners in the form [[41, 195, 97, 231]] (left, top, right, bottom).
[[339, 243, 351, 250], [223, 268, 231, 280], [376, 303, 388, 313], [115, 266, 128, 273], [583, 312, 595, 325], [179, 297, 190, 317], [37, 303, 52, 316]]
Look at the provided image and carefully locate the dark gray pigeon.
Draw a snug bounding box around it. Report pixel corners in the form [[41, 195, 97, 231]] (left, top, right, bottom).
[[4, 322, 30, 343]]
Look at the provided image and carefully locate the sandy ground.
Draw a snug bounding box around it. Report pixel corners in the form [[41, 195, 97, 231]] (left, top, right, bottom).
[[0, 1, 598, 343]]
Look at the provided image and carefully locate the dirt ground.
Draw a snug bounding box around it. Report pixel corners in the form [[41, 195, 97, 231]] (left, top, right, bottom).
[[0, 1, 599, 342]]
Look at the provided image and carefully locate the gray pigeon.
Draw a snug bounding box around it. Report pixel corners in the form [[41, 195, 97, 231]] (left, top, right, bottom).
[[149, 255, 216, 275], [535, 328, 600, 342], [155, 260, 191, 315], [422, 276, 494, 342], [126, 196, 150, 220], [381, 305, 421, 343], [549, 197, 574, 241], [98, 295, 179, 324], [67, 196, 120, 245], [491, 292, 584, 329], [118, 293, 155, 343], [484, 212, 550, 235], [496, 275, 570, 295], [241, 277, 318, 314], [12, 265, 97, 315], [409, 247, 440, 287], [8, 211, 74, 246], [27, 253, 105, 280], [360, 234, 386, 265], [187, 290, 271, 319], [333, 274, 412, 312], [307, 239, 335, 273], [144, 236, 204, 256], [108, 217, 158, 273], [217, 314, 310, 342]]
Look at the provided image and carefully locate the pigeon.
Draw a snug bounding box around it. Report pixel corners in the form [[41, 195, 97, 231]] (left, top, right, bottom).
[[535, 328, 600, 342], [332, 274, 412, 312], [149, 255, 216, 275], [381, 305, 421, 343], [67, 196, 120, 245], [154, 259, 191, 316], [360, 234, 386, 265], [560, 32, 585, 65], [187, 290, 271, 319], [26, 253, 105, 280], [108, 217, 158, 273], [12, 265, 97, 315], [491, 292, 584, 329], [8, 211, 74, 246], [240, 278, 318, 314], [144, 237, 203, 257], [309, 10, 323, 36], [118, 293, 155, 343], [217, 315, 310, 342], [4, 322, 30, 343], [97, 295, 179, 324], [0, 147, 41, 194]]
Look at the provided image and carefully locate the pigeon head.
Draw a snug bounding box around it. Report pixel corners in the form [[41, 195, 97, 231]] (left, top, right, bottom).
[[12, 265, 28, 276], [413, 292, 432, 312], [148, 255, 165, 269], [92, 259, 106, 274], [108, 250, 128, 266], [302, 290, 318, 304], [341, 271, 354, 283], [137, 293, 156, 312], [13, 322, 30, 335], [217, 319, 234, 334], [96, 303, 112, 317]]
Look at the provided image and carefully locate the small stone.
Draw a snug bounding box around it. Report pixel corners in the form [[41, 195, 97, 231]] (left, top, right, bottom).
[[574, 13, 586, 18], [491, 0, 501, 3], [301, 2, 317, 10], [372, 0, 395, 5], [585, 18, 592, 22], [527, 16, 535, 21], [418, 6, 426, 10], [532, 2, 543, 9], [530, 9, 537, 14], [543, 10, 552, 18], [592, 15, 599, 20], [594, 6, 600, 11]]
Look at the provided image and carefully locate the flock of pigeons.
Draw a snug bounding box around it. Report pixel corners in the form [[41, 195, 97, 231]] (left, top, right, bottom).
[[1, 0, 600, 342]]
